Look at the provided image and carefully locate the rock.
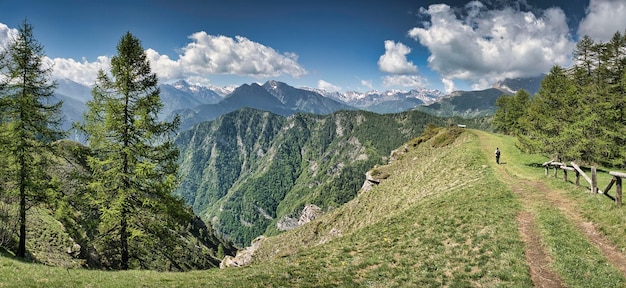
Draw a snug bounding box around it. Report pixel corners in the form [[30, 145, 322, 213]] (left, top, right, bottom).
[[220, 236, 266, 268], [276, 204, 324, 231], [360, 170, 381, 193], [298, 204, 323, 226], [390, 144, 409, 161], [277, 216, 299, 231]]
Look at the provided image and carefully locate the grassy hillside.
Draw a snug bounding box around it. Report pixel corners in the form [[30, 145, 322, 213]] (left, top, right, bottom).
[[2, 128, 626, 287]]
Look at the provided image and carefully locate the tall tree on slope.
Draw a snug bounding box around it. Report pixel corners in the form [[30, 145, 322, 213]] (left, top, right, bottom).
[[79, 32, 188, 269], [0, 20, 64, 258]]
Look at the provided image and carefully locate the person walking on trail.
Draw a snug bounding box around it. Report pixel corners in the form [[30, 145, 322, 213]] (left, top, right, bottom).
[[495, 147, 501, 164]]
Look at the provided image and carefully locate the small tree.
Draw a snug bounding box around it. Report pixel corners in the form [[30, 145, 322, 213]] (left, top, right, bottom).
[[79, 32, 189, 269], [0, 20, 64, 258]]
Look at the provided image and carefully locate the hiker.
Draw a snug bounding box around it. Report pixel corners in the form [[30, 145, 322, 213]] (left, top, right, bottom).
[[495, 147, 501, 164]]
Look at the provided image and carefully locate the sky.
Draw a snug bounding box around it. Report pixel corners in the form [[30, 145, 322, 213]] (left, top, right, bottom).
[[0, 0, 625, 93]]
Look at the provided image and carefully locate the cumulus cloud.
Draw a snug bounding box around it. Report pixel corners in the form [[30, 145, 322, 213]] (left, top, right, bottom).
[[578, 0, 626, 42], [408, 2, 575, 88], [361, 79, 374, 90], [318, 79, 341, 92], [441, 78, 456, 94], [382, 75, 427, 88], [174, 32, 306, 79], [2, 23, 307, 86], [378, 40, 418, 74], [48, 56, 110, 85], [0, 23, 17, 49]]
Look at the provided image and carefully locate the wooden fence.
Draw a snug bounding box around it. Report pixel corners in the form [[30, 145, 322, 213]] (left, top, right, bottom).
[[542, 161, 623, 206]]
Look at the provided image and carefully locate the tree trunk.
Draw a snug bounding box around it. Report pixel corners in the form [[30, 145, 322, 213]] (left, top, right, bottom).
[[120, 210, 128, 269], [17, 146, 26, 258]]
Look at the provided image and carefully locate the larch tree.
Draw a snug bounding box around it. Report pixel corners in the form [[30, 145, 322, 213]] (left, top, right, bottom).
[[518, 66, 578, 159], [0, 20, 64, 258], [79, 32, 188, 270]]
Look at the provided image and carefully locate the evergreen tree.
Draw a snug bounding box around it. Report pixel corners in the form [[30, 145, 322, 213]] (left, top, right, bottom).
[[0, 20, 64, 258], [518, 66, 578, 158], [79, 32, 188, 270], [493, 90, 530, 135]]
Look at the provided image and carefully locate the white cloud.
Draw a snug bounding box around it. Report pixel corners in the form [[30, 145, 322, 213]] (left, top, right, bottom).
[[48, 56, 110, 85], [1, 23, 307, 87], [145, 48, 182, 81], [408, 3, 575, 89], [176, 32, 306, 79], [361, 79, 373, 90], [0, 23, 17, 49], [441, 78, 456, 94], [318, 79, 341, 92], [378, 40, 418, 74], [578, 0, 626, 42], [382, 75, 427, 88]]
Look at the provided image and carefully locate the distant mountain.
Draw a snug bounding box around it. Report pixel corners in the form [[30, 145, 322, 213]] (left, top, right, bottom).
[[159, 80, 223, 118], [52, 79, 227, 133], [55, 78, 92, 103], [169, 80, 223, 104], [307, 87, 445, 114], [53, 79, 91, 140], [174, 81, 352, 130], [263, 80, 352, 114], [419, 88, 510, 117], [492, 74, 545, 96], [418, 75, 546, 117]]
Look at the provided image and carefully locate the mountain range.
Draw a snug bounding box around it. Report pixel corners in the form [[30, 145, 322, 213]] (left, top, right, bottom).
[[52, 75, 545, 137]]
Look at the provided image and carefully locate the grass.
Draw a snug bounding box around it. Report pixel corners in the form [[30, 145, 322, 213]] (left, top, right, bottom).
[[474, 130, 626, 287], [2, 128, 626, 287]]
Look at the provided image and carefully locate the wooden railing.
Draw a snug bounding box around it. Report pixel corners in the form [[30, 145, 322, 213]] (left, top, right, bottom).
[[542, 161, 623, 206]]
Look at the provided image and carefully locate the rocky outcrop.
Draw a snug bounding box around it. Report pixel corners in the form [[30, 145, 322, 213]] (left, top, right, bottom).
[[277, 204, 324, 231], [277, 216, 299, 231], [298, 204, 323, 225], [220, 236, 266, 268], [390, 144, 409, 162], [360, 170, 381, 193]]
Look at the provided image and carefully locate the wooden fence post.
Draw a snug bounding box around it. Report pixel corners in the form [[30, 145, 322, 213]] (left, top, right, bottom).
[[617, 177, 622, 207], [591, 166, 597, 193], [575, 170, 580, 186], [571, 162, 592, 189]]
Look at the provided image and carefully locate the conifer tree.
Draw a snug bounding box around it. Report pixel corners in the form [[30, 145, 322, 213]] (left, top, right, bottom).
[[0, 20, 64, 258], [518, 66, 578, 158], [79, 32, 188, 270]]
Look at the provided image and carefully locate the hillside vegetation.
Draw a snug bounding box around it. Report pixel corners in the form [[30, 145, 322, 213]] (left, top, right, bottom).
[[2, 128, 626, 287], [174, 108, 488, 246]]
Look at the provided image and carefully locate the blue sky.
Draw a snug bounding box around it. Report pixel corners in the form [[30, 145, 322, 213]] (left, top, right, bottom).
[[0, 0, 624, 93]]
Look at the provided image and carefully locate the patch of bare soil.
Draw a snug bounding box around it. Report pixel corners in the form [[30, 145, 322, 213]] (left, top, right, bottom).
[[507, 177, 565, 287], [527, 179, 626, 276], [502, 166, 626, 283]]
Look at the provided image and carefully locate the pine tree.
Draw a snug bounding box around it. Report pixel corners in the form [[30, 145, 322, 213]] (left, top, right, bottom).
[[0, 20, 64, 258], [79, 32, 188, 270]]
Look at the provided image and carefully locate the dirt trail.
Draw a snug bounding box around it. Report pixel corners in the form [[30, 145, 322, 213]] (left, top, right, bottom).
[[499, 168, 566, 287], [474, 130, 626, 287]]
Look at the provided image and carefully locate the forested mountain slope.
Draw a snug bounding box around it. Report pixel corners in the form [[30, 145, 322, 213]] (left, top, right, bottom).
[[174, 108, 487, 246]]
